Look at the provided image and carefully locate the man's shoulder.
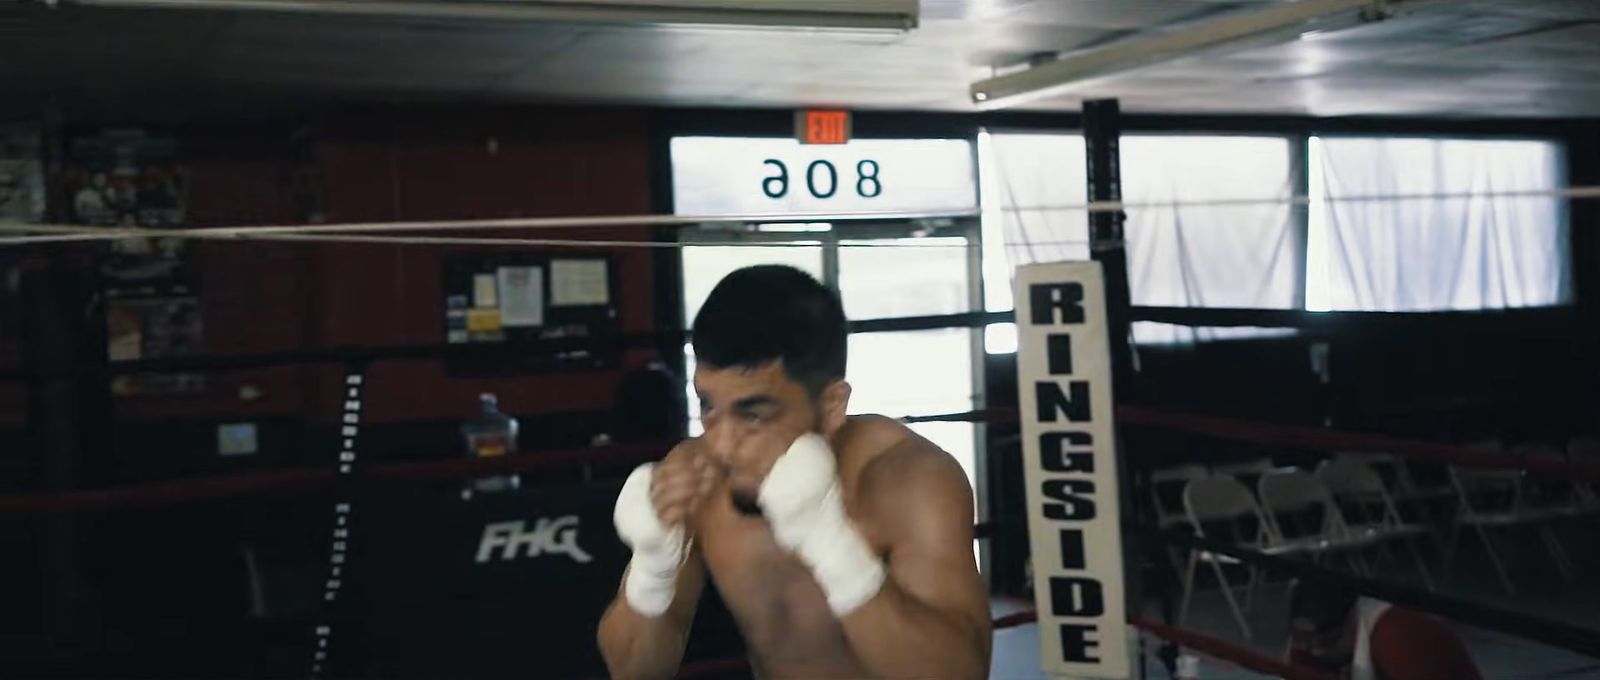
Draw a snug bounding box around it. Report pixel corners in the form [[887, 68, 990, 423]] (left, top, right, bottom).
[[842, 416, 972, 512]]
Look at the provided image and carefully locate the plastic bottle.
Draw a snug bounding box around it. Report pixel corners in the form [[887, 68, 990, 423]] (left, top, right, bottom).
[[463, 393, 520, 496], [1175, 652, 1201, 680]]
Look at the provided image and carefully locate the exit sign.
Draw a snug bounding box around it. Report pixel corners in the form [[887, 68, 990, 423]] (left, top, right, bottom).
[[797, 110, 851, 145]]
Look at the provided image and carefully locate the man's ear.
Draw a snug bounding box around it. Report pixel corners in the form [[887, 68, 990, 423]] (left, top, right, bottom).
[[819, 380, 852, 437]]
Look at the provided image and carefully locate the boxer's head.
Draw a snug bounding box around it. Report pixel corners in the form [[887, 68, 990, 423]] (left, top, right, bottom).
[[692, 265, 849, 515], [1286, 580, 1358, 671]]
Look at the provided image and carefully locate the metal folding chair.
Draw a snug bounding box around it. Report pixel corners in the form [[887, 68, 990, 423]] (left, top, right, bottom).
[[1149, 464, 1210, 578], [1180, 474, 1277, 641], [1446, 465, 1526, 594], [1257, 468, 1381, 567], [1568, 436, 1600, 511], [1211, 457, 1275, 497], [1318, 458, 1435, 589]]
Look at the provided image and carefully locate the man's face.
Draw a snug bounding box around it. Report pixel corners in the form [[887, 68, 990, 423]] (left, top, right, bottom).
[[695, 361, 828, 514], [1288, 614, 1356, 672]]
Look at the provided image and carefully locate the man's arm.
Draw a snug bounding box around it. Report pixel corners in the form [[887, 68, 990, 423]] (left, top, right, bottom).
[[596, 543, 707, 680], [836, 443, 992, 680]]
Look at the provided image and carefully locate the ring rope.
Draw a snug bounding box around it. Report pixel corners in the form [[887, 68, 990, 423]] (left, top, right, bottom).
[[2, 184, 1596, 247], [5, 407, 1594, 517]]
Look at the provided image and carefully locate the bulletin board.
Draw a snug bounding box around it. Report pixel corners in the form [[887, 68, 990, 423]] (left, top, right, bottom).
[[441, 253, 620, 376], [68, 128, 205, 397]]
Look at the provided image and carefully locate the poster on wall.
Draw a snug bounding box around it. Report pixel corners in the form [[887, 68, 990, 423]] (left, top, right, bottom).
[[64, 129, 193, 287], [0, 124, 45, 224], [442, 254, 618, 377], [67, 129, 203, 395], [0, 125, 44, 363], [107, 297, 205, 396]]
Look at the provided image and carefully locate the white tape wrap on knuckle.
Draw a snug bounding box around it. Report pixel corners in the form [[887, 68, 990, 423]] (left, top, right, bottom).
[[759, 434, 887, 616], [614, 463, 685, 618]]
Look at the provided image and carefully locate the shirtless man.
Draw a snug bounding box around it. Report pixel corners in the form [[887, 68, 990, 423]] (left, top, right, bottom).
[[597, 265, 992, 680]]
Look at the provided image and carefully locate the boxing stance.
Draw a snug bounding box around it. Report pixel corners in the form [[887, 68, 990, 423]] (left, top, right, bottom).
[[598, 266, 991, 680]]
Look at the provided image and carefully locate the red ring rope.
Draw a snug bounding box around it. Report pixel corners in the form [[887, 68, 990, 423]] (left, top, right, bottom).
[[2, 406, 1592, 517]]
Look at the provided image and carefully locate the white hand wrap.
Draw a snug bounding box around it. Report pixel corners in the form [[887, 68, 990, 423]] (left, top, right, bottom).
[[758, 433, 886, 616], [613, 463, 685, 617]]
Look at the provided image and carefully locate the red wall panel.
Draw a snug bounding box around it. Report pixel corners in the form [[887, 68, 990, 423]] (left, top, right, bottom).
[[107, 107, 660, 429], [115, 130, 310, 422], [311, 107, 657, 424]]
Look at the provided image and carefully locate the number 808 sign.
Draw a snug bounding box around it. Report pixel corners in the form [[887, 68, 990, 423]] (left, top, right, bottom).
[[762, 159, 882, 200], [670, 137, 977, 217]]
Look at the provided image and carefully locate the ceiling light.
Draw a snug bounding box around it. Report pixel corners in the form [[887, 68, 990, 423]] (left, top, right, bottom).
[[65, 0, 918, 32], [969, 0, 1417, 110], [756, 222, 833, 233]]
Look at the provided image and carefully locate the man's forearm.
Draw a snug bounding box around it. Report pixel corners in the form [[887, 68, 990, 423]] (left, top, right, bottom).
[[597, 598, 690, 680], [838, 581, 988, 680]]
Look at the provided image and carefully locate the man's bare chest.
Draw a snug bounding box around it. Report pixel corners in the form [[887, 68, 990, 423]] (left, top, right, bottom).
[[697, 512, 847, 655]]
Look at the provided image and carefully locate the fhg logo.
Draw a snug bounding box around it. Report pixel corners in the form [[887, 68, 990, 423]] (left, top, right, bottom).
[[475, 516, 594, 564]]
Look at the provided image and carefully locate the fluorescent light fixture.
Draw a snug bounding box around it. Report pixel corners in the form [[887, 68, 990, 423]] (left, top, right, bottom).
[[68, 0, 918, 31], [970, 0, 1413, 110], [757, 222, 833, 233]]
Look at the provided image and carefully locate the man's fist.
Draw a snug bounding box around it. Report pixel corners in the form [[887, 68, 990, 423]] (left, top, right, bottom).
[[650, 440, 721, 527]]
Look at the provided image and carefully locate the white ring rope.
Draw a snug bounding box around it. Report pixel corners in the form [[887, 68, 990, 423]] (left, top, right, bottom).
[[1, 185, 1596, 249]]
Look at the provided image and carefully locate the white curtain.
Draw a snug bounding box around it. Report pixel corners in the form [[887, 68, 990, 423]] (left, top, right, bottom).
[[982, 132, 1299, 346], [1122, 136, 1298, 344], [980, 132, 1089, 353], [1121, 136, 1299, 310], [983, 132, 1091, 272], [1307, 137, 1571, 311]]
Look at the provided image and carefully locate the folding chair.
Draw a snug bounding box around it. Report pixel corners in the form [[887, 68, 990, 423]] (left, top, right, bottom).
[[1211, 457, 1275, 498], [1446, 465, 1525, 594], [1257, 469, 1380, 570], [1179, 475, 1272, 640], [1151, 464, 1210, 529], [1512, 443, 1591, 579], [1568, 436, 1600, 510], [1514, 443, 1588, 521], [1318, 458, 1435, 589], [1148, 464, 1209, 584]]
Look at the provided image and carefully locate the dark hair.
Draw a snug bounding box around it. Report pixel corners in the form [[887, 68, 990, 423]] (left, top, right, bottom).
[[1288, 580, 1358, 631], [691, 265, 846, 397]]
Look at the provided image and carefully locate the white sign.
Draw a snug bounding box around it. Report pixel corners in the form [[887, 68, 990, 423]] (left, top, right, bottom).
[[496, 266, 544, 327], [670, 136, 976, 216], [475, 517, 593, 564], [551, 259, 611, 307], [1015, 261, 1130, 680]]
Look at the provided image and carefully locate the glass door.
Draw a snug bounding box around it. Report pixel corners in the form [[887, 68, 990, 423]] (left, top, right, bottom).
[[678, 218, 985, 500]]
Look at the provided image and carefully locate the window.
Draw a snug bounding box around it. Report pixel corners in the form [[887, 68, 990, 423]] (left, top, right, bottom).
[[1123, 136, 1298, 344], [1306, 137, 1571, 311], [980, 132, 1298, 347], [1121, 136, 1298, 310], [978, 131, 1088, 354], [838, 237, 978, 486], [672, 135, 985, 494], [677, 227, 982, 490]]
